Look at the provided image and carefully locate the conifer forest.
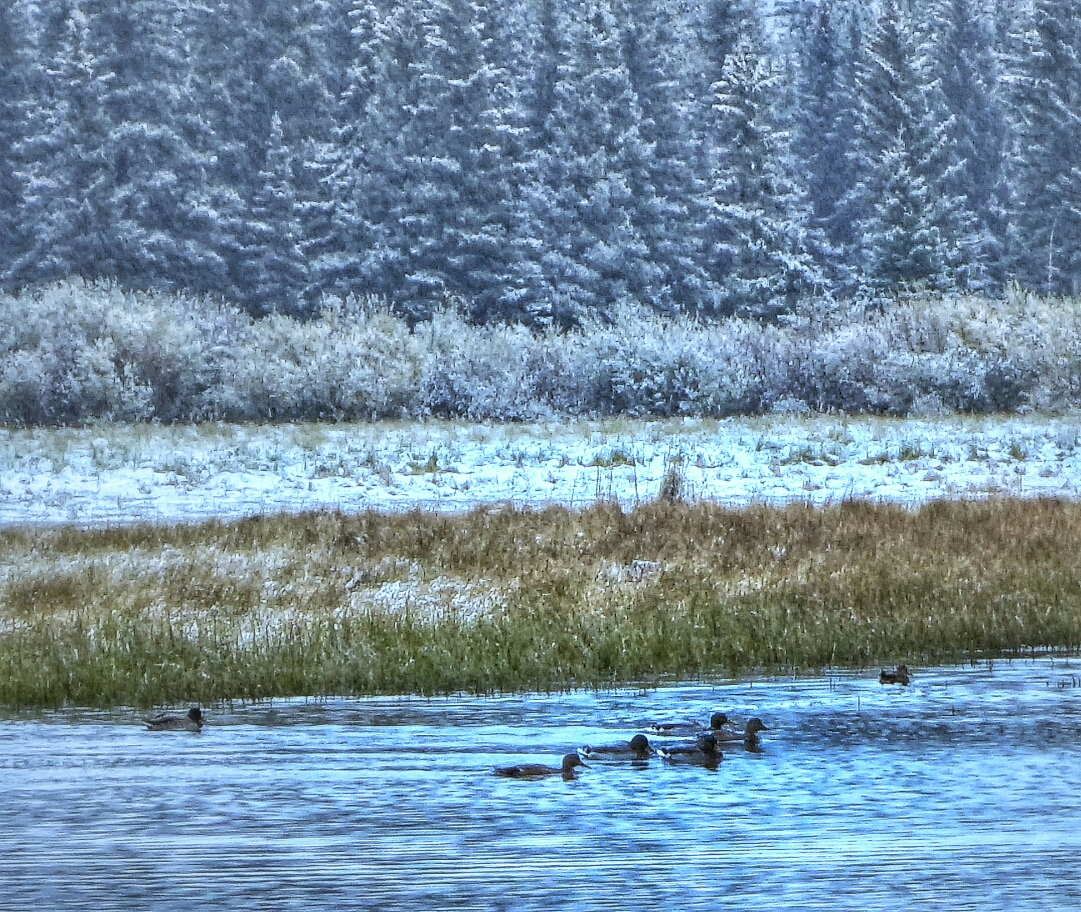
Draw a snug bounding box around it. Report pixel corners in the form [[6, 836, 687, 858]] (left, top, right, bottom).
[[0, 0, 1075, 326]]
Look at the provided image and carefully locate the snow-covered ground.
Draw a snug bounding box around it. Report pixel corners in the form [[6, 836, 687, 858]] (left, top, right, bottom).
[[2, 415, 1081, 527]]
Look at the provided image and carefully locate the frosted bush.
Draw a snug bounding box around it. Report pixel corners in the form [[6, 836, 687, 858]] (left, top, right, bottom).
[[229, 305, 424, 421], [418, 310, 562, 420], [6, 279, 1081, 425]]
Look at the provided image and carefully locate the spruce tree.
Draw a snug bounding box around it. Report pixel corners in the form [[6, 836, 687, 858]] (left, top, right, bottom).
[[1004, 1, 1081, 296], [0, 2, 29, 287], [925, 0, 1007, 291], [513, 0, 655, 324], [706, 11, 824, 318], [92, 1, 236, 295], [614, 0, 712, 314], [243, 113, 309, 315], [793, 1, 860, 293], [13, 0, 111, 286], [849, 0, 952, 293]]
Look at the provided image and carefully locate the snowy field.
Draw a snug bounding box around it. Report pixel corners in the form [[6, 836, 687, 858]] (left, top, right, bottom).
[[2, 415, 1081, 527]]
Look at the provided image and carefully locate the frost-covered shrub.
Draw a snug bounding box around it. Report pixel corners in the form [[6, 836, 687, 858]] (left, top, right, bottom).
[[0, 280, 252, 423], [564, 305, 777, 418], [227, 301, 423, 421], [418, 310, 563, 420], [7, 280, 1081, 425], [783, 320, 895, 414]]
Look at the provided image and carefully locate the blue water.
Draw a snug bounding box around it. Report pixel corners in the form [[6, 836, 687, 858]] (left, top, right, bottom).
[[4, 658, 1081, 911]]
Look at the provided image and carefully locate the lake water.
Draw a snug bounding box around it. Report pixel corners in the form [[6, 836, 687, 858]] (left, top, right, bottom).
[[3, 657, 1081, 911]]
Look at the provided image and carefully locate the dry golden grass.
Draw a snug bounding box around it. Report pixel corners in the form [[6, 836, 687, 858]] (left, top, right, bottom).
[[2, 497, 1081, 708]]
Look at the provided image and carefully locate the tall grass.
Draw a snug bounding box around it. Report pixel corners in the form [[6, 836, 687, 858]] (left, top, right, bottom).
[[3, 498, 1081, 708]]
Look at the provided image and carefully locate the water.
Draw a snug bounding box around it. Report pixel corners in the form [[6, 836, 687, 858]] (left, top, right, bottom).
[[4, 657, 1081, 911]]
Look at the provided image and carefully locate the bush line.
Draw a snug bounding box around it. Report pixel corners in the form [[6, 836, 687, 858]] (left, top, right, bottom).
[[4, 280, 1081, 426]]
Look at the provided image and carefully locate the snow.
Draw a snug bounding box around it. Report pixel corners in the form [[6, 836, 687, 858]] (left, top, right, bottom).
[[2, 415, 1081, 527]]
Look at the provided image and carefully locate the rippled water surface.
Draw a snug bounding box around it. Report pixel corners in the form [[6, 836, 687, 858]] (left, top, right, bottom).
[[4, 658, 1081, 911]]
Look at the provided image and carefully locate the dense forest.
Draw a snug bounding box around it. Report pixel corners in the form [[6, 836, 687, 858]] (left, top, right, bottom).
[[0, 0, 1077, 325]]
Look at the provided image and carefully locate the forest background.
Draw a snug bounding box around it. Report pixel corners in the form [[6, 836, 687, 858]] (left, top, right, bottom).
[[2, 0, 1081, 426]]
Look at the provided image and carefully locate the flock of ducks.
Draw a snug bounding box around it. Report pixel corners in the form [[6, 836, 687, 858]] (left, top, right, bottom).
[[493, 713, 770, 779], [144, 665, 912, 778]]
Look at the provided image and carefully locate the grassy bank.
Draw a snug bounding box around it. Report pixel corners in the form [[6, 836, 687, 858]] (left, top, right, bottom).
[[3, 497, 1081, 709]]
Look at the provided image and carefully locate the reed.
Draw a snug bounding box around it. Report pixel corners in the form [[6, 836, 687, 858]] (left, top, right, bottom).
[[3, 497, 1081, 708]]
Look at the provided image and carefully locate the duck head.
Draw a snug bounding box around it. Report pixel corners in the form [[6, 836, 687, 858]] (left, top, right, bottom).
[[696, 733, 720, 755], [745, 718, 768, 736], [561, 753, 587, 773]]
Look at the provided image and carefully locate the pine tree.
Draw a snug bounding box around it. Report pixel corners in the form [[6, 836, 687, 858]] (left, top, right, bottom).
[[706, 11, 824, 318], [1004, 1, 1081, 296], [0, 2, 29, 286], [242, 113, 309, 315], [13, 0, 112, 286], [925, 0, 1007, 291], [512, 0, 656, 324]]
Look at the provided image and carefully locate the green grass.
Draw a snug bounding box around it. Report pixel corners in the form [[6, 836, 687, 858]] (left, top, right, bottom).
[[3, 497, 1081, 708]]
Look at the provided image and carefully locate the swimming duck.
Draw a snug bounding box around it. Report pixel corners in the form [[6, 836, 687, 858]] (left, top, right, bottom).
[[880, 664, 911, 686], [145, 707, 204, 732], [713, 717, 769, 747], [578, 733, 655, 760], [657, 733, 723, 768], [493, 753, 587, 780], [648, 712, 731, 738]]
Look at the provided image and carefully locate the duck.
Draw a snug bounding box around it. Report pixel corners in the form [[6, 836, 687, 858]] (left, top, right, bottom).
[[657, 733, 723, 768], [647, 712, 731, 738], [493, 753, 587, 780], [713, 717, 769, 747], [578, 733, 655, 761], [145, 707, 204, 732], [880, 664, 911, 686]]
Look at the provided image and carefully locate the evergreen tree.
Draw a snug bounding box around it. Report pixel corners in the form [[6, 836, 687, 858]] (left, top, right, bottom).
[[294, 0, 362, 308], [242, 113, 309, 315], [925, 0, 1007, 291], [793, 1, 860, 291], [1004, 1, 1081, 296], [513, 0, 656, 324], [614, 0, 713, 314], [13, 0, 111, 286], [306, 0, 394, 304], [706, 11, 824, 317], [0, 2, 29, 286], [337, 0, 529, 323], [848, 0, 954, 293], [92, 1, 237, 295]]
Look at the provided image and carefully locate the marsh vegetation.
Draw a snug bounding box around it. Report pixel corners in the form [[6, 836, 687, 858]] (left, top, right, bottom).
[[3, 497, 1080, 708]]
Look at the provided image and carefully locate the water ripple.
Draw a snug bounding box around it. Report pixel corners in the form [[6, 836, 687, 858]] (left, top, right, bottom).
[[3, 657, 1081, 910]]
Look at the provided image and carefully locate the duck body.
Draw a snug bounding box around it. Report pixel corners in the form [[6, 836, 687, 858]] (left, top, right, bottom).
[[713, 717, 769, 747], [579, 733, 654, 761], [648, 712, 731, 738], [146, 707, 204, 732], [493, 753, 586, 780], [880, 665, 911, 686], [658, 733, 723, 768]]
